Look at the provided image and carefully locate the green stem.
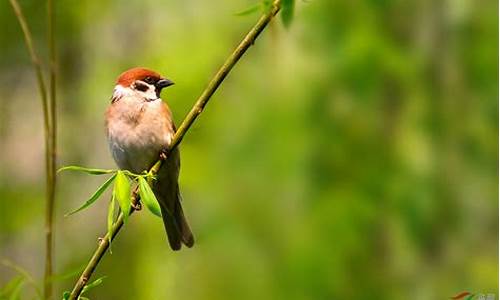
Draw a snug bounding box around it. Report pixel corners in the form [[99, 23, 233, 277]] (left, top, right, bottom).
[[7, 1, 51, 189], [68, 1, 281, 299], [7, 0, 50, 136], [8, 2, 54, 299], [45, 0, 57, 298]]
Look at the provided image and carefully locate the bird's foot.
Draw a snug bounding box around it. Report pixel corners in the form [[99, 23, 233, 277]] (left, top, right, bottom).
[[159, 149, 168, 160], [131, 201, 142, 211]]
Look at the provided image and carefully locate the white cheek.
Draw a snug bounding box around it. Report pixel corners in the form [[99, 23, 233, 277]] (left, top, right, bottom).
[[112, 85, 134, 101], [139, 85, 157, 100], [114, 85, 133, 96]]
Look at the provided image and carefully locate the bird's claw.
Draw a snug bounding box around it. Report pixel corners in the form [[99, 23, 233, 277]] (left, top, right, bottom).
[[131, 201, 142, 211], [159, 149, 168, 160]]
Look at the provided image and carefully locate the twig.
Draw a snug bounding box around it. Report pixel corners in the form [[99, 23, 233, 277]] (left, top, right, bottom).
[[45, 0, 57, 298], [8, 2, 55, 299], [9, 0, 58, 297], [68, 1, 281, 299], [8, 0, 51, 183], [7, 0, 49, 134]]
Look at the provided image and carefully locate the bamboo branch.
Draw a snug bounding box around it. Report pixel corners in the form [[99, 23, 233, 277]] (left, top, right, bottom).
[[10, 0, 55, 299], [8, 1, 50, 132], [68, 1, 281, 299], [8, 0, 50, 170], [45, 0, 57, 298], [8, 2, 55, 299]]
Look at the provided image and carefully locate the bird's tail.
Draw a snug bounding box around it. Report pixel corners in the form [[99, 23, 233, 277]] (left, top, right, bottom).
[[153, 147, 194, 250], [158, 186, 194, 251]]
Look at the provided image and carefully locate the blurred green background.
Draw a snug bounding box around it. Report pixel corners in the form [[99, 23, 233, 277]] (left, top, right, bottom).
[[0, 0, 498, 299]]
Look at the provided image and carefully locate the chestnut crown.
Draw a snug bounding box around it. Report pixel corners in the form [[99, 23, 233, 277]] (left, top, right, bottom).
[[116, 67, 174, 92]]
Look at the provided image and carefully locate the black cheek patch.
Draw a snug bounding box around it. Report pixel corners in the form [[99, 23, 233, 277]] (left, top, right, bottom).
[[134, 81, 149, 92]]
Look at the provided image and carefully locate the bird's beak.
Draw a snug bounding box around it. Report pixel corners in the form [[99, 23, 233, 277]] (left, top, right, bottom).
[[156, 78, 175, 89]]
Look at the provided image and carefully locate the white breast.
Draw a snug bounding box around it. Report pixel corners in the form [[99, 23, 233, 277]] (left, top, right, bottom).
[[106, 95, 174, 173]]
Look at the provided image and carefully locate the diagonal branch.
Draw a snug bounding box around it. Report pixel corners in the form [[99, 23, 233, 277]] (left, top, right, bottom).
[[68, 1, 281, 299]]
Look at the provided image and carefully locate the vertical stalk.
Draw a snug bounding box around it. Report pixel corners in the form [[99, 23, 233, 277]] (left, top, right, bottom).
[[8, 1, 56, 298], [6, 1, 50, 160], [45, 0, 57, 299]]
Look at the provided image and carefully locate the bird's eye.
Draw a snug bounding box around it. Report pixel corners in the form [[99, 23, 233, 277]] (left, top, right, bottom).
[[144, 77, 154, 84], [134, 81, 149, 92]]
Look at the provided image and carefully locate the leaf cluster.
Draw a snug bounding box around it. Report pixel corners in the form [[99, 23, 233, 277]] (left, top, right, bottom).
[[62, 276, 106, 300], [59, 166, 162, 246], [236, 0, 296, 28]]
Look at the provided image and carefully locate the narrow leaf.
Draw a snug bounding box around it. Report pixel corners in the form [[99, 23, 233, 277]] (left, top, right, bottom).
[[234, 3, 260, 16], [7, 278, 24, 300], [81, 276, 106, 294], [47, 264, 86, 282], [0, 260, 42, 299], [57, 166, 116, 175], [138, 177, 162, 218], [262, 0, 273, 11], [62, 291, 70, 300], [281, 0, 295, 28], [0, 276, 23, 297], [65, 174, 117, 216], [107, 193, 116, 247], [114, 170, 131, 223]]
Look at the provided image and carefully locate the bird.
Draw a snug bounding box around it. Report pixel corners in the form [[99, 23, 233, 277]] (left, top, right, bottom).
[[105, 67, 194, 250]]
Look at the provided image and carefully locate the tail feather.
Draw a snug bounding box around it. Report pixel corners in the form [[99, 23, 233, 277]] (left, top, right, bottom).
[[153, 147, 194, 251], [158, 192, 194, 250], [160, 204, 182, 251], [174, 192, 194, 247]]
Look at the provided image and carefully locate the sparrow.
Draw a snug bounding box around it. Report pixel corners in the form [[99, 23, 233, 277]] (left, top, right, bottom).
[[105, 67, 194, 250]]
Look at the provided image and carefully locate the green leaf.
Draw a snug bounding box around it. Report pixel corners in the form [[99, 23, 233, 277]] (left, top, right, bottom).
[[281, 0, 295, 28], [0, 260, 42, 299], [262, 0, 273, 11], [8, 286, 23, 300], [234, 3, 260, 16], [57, 166, 116, 175], [62, 291, 70, 300], [47, 264, 85, 283], [114, 170, 131, 223], [6, 278, 23, 300], [65, 174, 117, 217], [81, 276, 106, 295], [0, 276, 23, 298], [138, 177, 162, 218], [107, 193, 116, 247]]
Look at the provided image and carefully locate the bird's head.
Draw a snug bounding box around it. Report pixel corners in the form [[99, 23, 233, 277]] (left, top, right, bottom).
[[112, 67, 174, 102]]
